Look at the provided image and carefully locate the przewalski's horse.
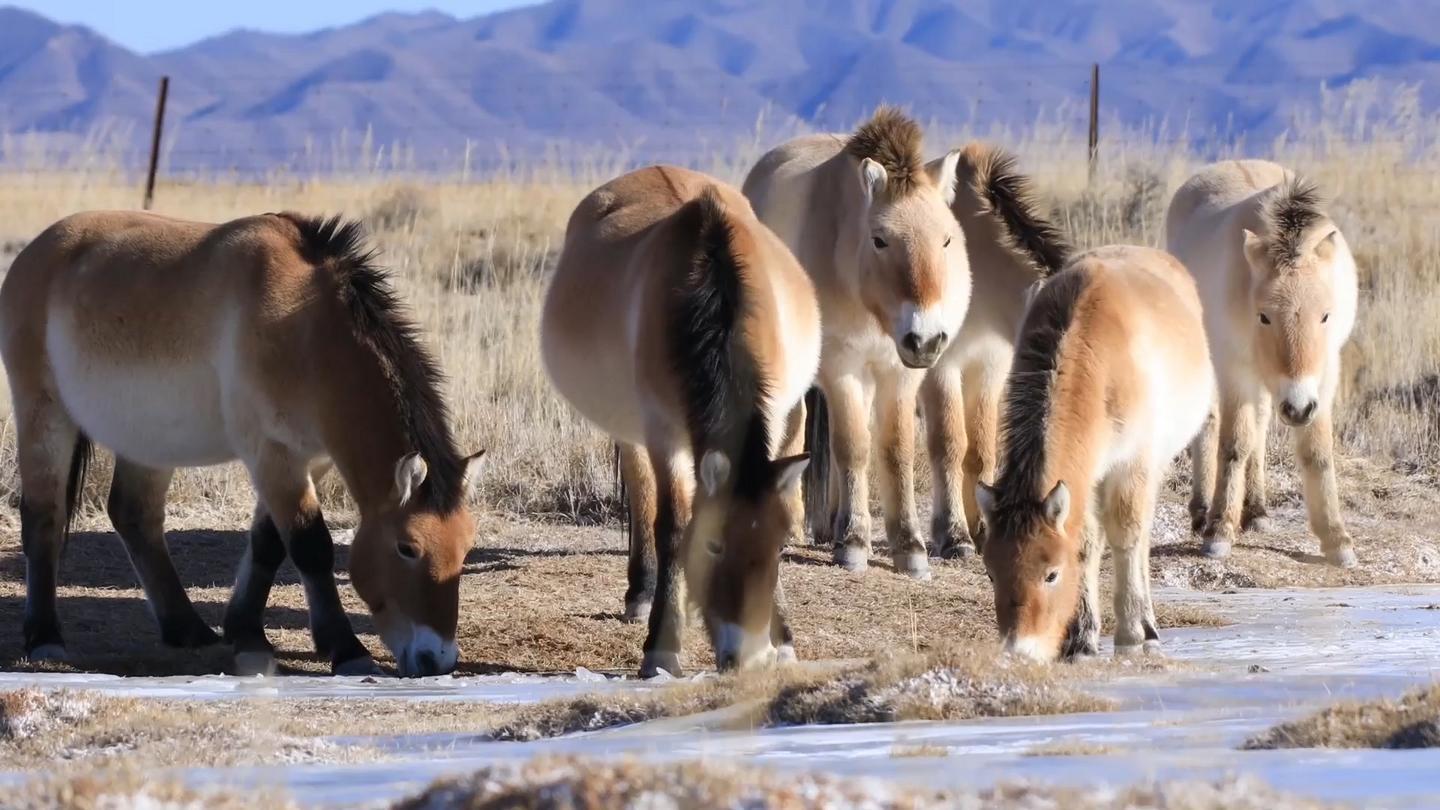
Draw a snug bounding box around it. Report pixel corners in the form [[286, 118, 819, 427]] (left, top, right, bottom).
[[542, 166, 818, 677], [1166, 161, 1359, 567], [977, 246, 1213, 661], [743, 107, 969, 579], [1, 211, 485, 677], [922, 143, 1071, 559]]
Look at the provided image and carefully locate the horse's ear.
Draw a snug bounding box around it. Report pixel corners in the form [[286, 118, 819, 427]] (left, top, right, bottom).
[[1314, 229, 1338, 262], [771, 453, 809, 495], [394, 453, 429, 507], [975, 482, 999, 524], [1043, 481, 1070, 529], [700, 451, 731, 497], [1241, 229, 1270, 276], [461, 450, 487, 498], [859, 158, 888, 207], [929, 148, 963, 206]]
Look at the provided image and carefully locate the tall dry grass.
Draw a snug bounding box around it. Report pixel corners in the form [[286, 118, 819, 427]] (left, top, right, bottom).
[[0, 82, 1434, 532]]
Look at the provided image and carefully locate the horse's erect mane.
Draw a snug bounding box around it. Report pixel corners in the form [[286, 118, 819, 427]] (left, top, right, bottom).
[[1260, 176, 1327, 269], [278, 212, 465, 513], [991, 268, 1088, 530], [668, 188, 774, 500], [964, 144, 1072, 278], [845, 106, 928, 197]]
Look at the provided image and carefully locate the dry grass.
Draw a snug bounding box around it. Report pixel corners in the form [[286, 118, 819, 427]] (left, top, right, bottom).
[[1245, 682, 1440, 750], [1024, 740, 1122, 757], [8, 766, 298, 810], [0, 687, 526, 769], [396, 757, 1339, 810]]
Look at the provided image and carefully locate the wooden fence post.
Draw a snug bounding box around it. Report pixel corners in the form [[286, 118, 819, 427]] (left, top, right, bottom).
[[143, 76, 170, 210], [1088, 63, 1099, 185]]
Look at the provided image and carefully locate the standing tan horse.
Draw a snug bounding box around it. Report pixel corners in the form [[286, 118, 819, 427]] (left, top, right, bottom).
[[542, 167, 818, 677], [977, 246, 1213, 661], [1, 211, 485, 677], [743, 107, 969, 579], [921, 144, 1071, 559], [1166, 162, 1359, 567]]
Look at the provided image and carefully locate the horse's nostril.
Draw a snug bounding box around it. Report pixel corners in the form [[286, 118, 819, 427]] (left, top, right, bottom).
[[1301, 401, 1317, 422], [902, 332, 922, 355], [928, 332, 949, 355]]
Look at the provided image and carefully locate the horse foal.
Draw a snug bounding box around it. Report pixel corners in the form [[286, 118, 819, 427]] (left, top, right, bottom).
[[977, 246, 1213, 661], [542, 167, 819, 677], [1166, 161, 1359, 567], [1, 211, 484, 677]]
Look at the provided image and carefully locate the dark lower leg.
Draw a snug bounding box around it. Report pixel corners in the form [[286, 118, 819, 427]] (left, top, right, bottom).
[[223, 510, 286, 661], [21, 498, 65, 655], [640, 457, 687, 677], [285, 509, 370, 669]]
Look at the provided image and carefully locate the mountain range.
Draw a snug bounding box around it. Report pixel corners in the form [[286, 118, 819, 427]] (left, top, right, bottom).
[[4, 1, 1438, 172]]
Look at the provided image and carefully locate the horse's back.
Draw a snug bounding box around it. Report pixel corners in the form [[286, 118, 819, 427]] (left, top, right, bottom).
[[1, 211, 315, 467], [742, 135, 844, 270], [1069, 247, 1213, 463]]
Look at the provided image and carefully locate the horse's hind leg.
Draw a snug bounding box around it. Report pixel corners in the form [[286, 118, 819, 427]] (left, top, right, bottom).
[[779, 399, 807, 544], [617, 443, 656, 624], [639, 439, 692, 678], [14, 398, 83, 661], [962, 356, 1005, 548], [1188, 403, 1218, 533], [1105, 463, 1161, 656], [246, 444, 375, 675], [223, 505, 287, 675], [107, 459, 219, 648]]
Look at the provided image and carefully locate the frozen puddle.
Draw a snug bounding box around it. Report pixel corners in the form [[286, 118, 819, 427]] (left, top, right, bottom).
[[10, 585, 1440, 806]]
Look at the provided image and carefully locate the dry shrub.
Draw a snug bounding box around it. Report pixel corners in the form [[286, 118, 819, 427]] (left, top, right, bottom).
[[396, 757, 1337, 810], [1245, 681, 1440, 750], [8, 766, 296, 810]]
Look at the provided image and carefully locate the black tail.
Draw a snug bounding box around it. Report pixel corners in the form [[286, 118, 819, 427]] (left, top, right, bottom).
[[669, 187, 771, 497], [64, 434, 92, 536], [802, 388, 829, 540], [968, 147, 1072, 277]]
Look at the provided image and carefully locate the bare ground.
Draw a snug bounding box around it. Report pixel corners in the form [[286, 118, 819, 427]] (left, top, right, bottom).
[[0, 455, 1433, 677]]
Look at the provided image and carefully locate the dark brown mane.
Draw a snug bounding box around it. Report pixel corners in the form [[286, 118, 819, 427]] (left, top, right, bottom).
[[965, 144, 1072, 277], [991, 269, 1088, 527], [1260, 176, 1326, 269], [845, 106, 928, 197], [668, 188, 773, 501], [279, 212, 465, 513]]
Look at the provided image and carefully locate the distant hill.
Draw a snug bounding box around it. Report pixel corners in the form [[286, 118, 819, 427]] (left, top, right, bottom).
[[2, 1, 1438, 171]]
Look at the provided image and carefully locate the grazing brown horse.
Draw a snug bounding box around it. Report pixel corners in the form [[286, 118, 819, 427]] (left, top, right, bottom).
[[921, 144, 1071, 558], [542, 166, 819, 677], [744, 107, 969, 579], [977, 246, 1213, 661], [1166, 161, 1359, 567], [1, 211, 485, 677]]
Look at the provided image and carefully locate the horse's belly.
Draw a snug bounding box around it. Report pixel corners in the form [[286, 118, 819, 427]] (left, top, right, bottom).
[[52, 358, 232, 468]]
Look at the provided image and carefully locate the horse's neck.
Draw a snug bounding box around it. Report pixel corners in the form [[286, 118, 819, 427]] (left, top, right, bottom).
[[1044, 353, 1110, 536], [316, 353, 414, 516]]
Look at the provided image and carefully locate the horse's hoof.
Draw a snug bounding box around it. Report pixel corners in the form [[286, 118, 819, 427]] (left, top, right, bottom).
[[623, 599, 652, 624], [233, 650, 277, 677], [1114, 643, 1144, 658], [1201, 537, 1232, 559], [1327, 545, 1359, 569], [1242, 514, 1272, 535], [26, 643, 67, 663], [1142, 639, 1165, 657], [639, 650, 682, 679], [834, 544, 869, 574], [941, 540, 974, 561], [162, 617, 223, 649], [893, 552, 932, 581], [334, 655, 384, 677]]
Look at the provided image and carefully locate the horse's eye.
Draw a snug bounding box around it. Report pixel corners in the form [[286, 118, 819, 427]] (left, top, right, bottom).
[[943, 236, 952, 248], [1044, 569, 1059, 585], [872, 236, 888, 250], [1321, 312, 1331, 324], [707, 540, 722, 556], [396, 541, 421, 561], [1259, 313, 1272, 326]]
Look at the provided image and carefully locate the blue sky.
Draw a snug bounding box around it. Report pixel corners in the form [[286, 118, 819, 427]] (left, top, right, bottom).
[[16, 1, 531, 53]]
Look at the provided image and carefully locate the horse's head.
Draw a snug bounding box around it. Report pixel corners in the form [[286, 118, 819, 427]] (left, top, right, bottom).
[[350, 451, 485, 677], [976, 480, 1081, 662]]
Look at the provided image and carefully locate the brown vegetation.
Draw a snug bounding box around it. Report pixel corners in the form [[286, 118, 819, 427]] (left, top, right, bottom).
[[1245, 682, 1440, 750]]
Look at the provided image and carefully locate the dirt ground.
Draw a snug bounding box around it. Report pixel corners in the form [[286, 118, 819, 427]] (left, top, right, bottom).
[[0, 454, 1436, 677]]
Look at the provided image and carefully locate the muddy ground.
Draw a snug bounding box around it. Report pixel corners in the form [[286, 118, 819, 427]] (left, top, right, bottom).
[[0, 454, 1436, 677]]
